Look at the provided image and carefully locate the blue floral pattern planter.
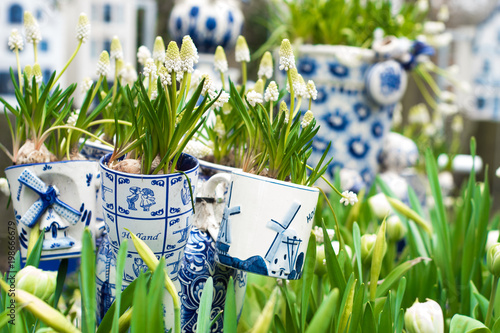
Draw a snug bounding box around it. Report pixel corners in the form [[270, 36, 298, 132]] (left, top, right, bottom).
[[279, 45, 408, 189]]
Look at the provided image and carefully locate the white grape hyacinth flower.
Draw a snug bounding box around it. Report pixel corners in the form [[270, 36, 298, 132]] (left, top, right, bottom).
[[264, 81, 279, 102], [301, 110, 314, 128], [214, 46, 228, 73], [81, 77, 93, 94], [235, 36, 250, 62], [76, 13, 90, 43], [213, 91, 230, 109], [279, 39, 295, 71], [246, 90, 263, 107], [96, 51, 111, 77], [340, 190, 358, 206], [258, 51, 273, 79], [183, 140, 212, 159], [137, 45, 151, 66], [180, 35, 199, 73], [8, 29, 24, 51], [24, 12, 42, 44]]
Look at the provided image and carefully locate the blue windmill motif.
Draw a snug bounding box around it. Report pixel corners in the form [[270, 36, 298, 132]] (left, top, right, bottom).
[[216, 182, 240, 254], [17, 169, 82, 228], [264, 201, 302, 277]]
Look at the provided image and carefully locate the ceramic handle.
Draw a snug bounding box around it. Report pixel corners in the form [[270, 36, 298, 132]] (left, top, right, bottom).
[[199, 173, 231, 198]]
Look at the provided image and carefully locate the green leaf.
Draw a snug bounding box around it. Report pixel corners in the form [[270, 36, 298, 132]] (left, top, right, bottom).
[[147, 257, 165, 333], [376, 257, 425, 298], [352, 222, 363, 283], [450, 314, 490, 333], [196, 276, 214, 333], [301, 233, 316, 333], [81, 228, 96, 333], [362, 302, 376, 333], [52, 259, 68, 308], [223, 277, 237, 333], [321, 219, 346, 294], [130, 273, 147, 333], [112, 240, 128, 333], [25, 230, 45, 267], [305, 288, 339, 333]]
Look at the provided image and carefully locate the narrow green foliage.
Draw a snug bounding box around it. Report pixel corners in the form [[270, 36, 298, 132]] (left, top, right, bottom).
[[111, 240, 128, 333], [197, 277, 214, 333], [223, 277, 237, 333], [80, 228, 96, 333]]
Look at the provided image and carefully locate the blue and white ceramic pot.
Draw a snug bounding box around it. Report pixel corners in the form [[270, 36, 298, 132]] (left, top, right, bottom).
[[179, 160, 246, 333], [5, 160, 103, 261], [97, 153, 199, 332], [168, 0, 244, 53], [215, 170, 319, 280], [281, 45, 408, 189]]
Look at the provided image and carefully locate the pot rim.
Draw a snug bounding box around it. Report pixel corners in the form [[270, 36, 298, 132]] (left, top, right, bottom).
[[99, 152, 199, 179], [5, 159, 97, 171], [198, 159, 241, 173], [296, 43, 376, 61], [231, 169, 319, 193]]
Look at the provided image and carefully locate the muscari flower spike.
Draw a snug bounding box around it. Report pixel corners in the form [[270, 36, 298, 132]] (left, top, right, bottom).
[[180, 35, 199, 73], [143, 58, 158, 82], [214, 46, 228, 73], [258, 51, 273, 79], [110, 36, 123, 60], [279, 39, 295, 71], [24, 65, 33, 82], [340, 190, 358, 206], [67, 109, 80, 127], [235, 35, 250, 63], [153, 36, 166, 63], [201, 74, 216, 98], [165, 41, 181, 74], [137, 45, 151, 66], [213, 91, 230, 109], [246, 90, 263, 107], [306, 80, 318, 100], [24, 11, 42, 44], [265, 81, 279, 102], [301, 110, 314, 128], [253, 79, 264, 95], [76, 13, 90, 43], [9, 29, 24, 51], [287, 68, 305, 96], [33, 63, 43, 85], [279, 101, 289, 123], [183, 140, 212, 159], [214, 115, 226, 136], [96, 51, 111, 76], [81, 77, 93, 94], [158, 65, 171, 87], [119, 63, 138, 86]]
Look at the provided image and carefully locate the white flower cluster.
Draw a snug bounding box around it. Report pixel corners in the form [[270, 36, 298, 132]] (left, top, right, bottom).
[[235, 36, 250, 62], [246, 90, 263, 107], [119, 63, 138, 87], [8, 29, 23, 51], [201, 74, 216, 99], [143, 58, 158, 82], [264, 81, 279, 102], [33, 63, 43, 85], [96, 51, 111, 76], [158, 66, 172, 87], [214, 115, 225, 137], [81, 77, 93, 94], [67, 109, 80, 127], [183, 140, 212, 159], [180, 36, 199, 73], [137, 46, 151, 66], [110, 36, 123, 61], [312, 226, 335, 244], [165, 41, 182, 74], [301, 110, 314, 128], [305, 80, 318, 100], [153, 36, 166, 64], [24, 12, 42, 44], [340, 190, 358, 206], [279, 39, 295, 71], [213, 91, 230, 109], [258, 51, 273, 79], [76, 13, 90, 43], [408, 103, 430, 125], [214, 46, 228, 73]]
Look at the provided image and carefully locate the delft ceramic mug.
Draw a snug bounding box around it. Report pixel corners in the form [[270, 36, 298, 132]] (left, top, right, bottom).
[[214, 169, 319, 280], [5, 160, 103, 261], [98, 153, 199, 332]]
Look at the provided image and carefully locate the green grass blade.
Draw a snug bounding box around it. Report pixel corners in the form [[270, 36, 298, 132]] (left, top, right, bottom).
[[353, 222, 363, 283], [81, 228, 96, 333], [321, 219, 346, 293], [305, 288, 339, 333], [25, 230, 45, 267], [376, 257, 425, 298], [301, 233, 316, 333], [52, 259, 68, 308], [223, 277, 237, 333], [130, 273, 147, 333], [147, 257, 165, 333], [197, 276, 214, 333], [111, 240, 128, 333]]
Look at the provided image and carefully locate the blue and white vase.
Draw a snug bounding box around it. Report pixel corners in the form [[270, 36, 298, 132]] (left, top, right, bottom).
[[97, 153, 199, 332], [5, 160, 103, 261], [168, 0, 244, 53], [279, 45, 409, 189], [179, 160, 246, 333], [215, 170, 319, 280]]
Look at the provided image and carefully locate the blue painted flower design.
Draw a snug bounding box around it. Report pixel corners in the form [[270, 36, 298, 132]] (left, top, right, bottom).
[[311, 136, 330, 154], [323, 109, 349, 131], [380, 67, 401, 96], [328, 63, 349, 78], [348, 136, 370, 159], [298, 57, 317, 76], [327, 162, 344, 179], [313, 86, 327, 104], [371, 121, 384, 138], [353, 103, 371, 121]]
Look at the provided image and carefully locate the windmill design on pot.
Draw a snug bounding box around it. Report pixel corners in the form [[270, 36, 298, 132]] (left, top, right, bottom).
[[264, 201, 303, 278], [216, 183, 240, 254], [17, 169, 81, 250]]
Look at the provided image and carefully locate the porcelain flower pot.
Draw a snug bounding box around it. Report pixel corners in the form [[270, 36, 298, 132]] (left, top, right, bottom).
[[97, 153, 199, 332], [179, 160, 246, 333], [5, 160, 103, 261], [279, 45, 408, 189], [215, 170, 319, 280]]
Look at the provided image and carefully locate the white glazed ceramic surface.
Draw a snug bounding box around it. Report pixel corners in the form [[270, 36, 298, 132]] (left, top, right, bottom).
[[5, 160, 102, 261], [215, 170, 319, 280], [98, 153, 198, 332], [277, 45, 408, 189]]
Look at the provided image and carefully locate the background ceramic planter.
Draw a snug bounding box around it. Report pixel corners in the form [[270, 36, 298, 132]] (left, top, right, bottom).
[[277, 45, 408, 189], [5, 160, 103, 261], [215, 170, 319, 280], [98, 153, 199, 332]]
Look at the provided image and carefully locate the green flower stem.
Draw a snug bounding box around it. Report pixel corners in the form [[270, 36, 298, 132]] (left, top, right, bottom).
[[27, 223, 40, 258], [112, 60, 119, 102], [15, 47, 22, 90], [486, 276, 499, 328], [33, 41, 38, 63], [241, 62, 247, 88], [171, 71, 177, 112], [220, 71, 226, 91], [308, 97, 312, 111], [147, 74, 152, 99], [88, 119, 132, 127], [293, 97, 302, 118], [269, 101, 274, 124], [89, 75, 104, 104], [39, 125, 115, 149], [415, 66, 442, 98], [285, 70, 295, 144], [317, 186, 344, 251], [51, 41, 82, 90]]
